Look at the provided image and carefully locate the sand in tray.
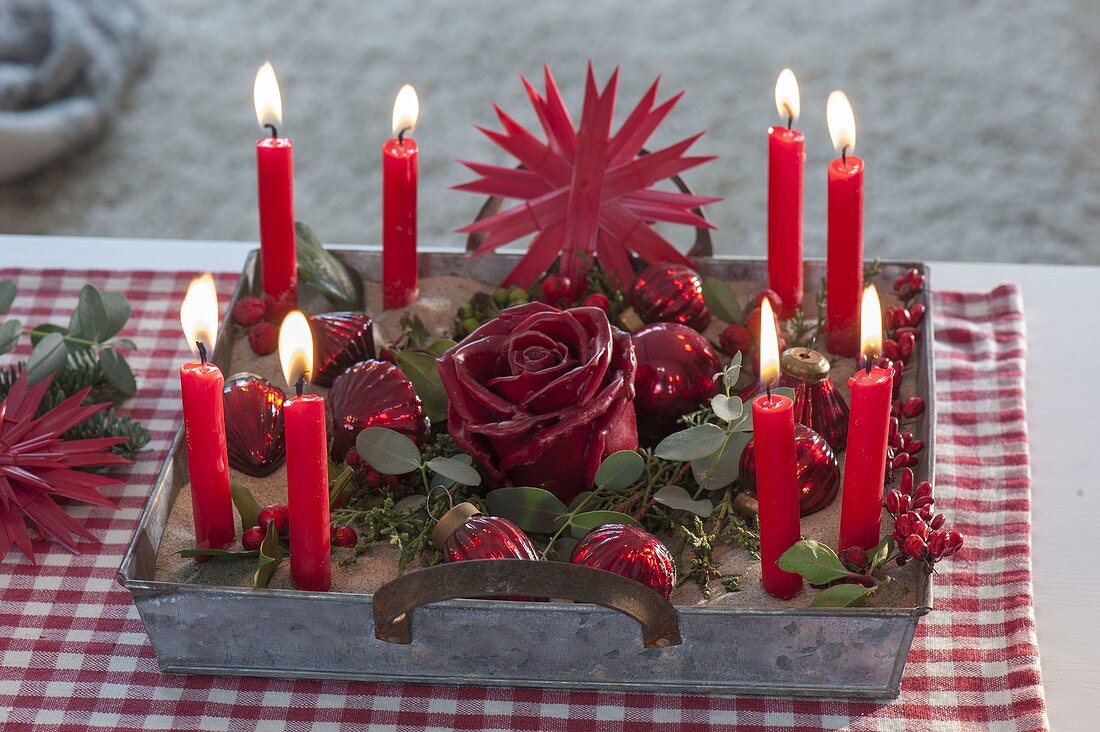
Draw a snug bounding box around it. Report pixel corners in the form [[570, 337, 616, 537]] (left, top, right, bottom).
[[153, 273, 929, 609]]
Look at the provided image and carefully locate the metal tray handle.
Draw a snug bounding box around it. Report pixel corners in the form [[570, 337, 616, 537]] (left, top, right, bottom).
[[373, 559, 682, 649]]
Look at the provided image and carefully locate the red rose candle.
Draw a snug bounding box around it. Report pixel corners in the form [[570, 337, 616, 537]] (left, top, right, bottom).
[[768, 69, 805, 319], [750, 299, 803, 600], [278, 311, 331, 591], [383, 84, 419, 310], [839, 286, 894, 550], [253, 62, 297, 314], [825, 91, 864, 357], [179, 275, 235, 551]]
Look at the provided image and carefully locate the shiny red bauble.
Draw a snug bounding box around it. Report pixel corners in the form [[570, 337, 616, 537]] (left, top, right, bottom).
[[223, 373, 285, 477], [432, 503, 539, 562], [570, 524, 676, 599], [740, 423, 840, 516], [629, 263, 711, 331], [632, 323, 721, 444], [328, 360, 430, 460], [309, 312, 376, 387]]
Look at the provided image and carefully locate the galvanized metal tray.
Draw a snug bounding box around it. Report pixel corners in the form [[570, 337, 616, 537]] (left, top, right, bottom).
[[118, 249, 934, 699]]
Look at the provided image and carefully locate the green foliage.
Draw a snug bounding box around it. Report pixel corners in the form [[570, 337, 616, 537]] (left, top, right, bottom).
[[295, 222, 363, 310], [701, 277, 742, 323], [777, 540, 850, 585]]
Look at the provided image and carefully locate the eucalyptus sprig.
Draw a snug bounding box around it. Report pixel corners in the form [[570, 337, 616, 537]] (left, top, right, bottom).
[[778, 538, 895, 607]]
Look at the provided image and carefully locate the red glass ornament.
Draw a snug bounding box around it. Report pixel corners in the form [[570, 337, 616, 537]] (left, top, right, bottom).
[[328, 360, 430, 460], [740, 422, 840, 516], [632, 322, 720, 444], [433, 504, 539, 563], [309, 312, 376, 388], [223, 373, 286, 477], [630, 263, 711, 331], [571, 524, 676, 600]]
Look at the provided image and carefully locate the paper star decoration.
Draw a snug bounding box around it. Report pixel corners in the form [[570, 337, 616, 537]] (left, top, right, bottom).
[[456, 63, 720, 290], [0, 371, 127, 562]]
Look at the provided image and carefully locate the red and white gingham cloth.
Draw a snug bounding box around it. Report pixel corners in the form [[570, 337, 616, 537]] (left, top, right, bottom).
[[0, 270, 1048, 731]]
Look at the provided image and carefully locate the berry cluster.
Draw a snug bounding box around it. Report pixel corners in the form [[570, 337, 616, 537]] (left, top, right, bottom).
[[344, 447, 399, 493], [885, 468, 963, 567], [886, 406, 926, 473], [454, 286, 532, 337], [239, 501, 358, 552], [231, 295, 280, 356], [718, 288, 785, 371]]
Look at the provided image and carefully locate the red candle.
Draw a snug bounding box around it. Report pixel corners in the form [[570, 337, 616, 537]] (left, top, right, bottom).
[[767, 69, 805, 319], [383, 84, 420, 310], [279, 311, 331, 591], [751, 299, 803, 600], [254, 62, 297, 314], [825, 91, 864, 357], [839, 286, 894, 550], [179, 275, 235, 551]]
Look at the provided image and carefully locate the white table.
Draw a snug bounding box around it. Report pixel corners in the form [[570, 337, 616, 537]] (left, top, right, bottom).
[[3, 236, 1094, 730]]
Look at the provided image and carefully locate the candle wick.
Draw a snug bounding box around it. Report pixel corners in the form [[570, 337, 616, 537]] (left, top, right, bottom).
[[765, 381, 773, 405], [787, 114, 793, 130], [264, 123, 278, 139], [865, 355, 874, 375], [295, 372, 306, 397], [842, 145, 848, 166], [197, 341, 207, 366], [397, 126, 411, 145]]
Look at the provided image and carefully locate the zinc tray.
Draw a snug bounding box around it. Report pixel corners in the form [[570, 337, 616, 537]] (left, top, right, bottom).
[[118, 250, 934, 699]]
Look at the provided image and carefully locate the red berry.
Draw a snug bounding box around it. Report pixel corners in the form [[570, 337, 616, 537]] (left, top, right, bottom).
[[897, 431, 910, 452], [912, 495, 935, 510], [902, 397, 925, 419], [365, 467, 382, 488], [943, 531, 964, 557], [894, 512, 918, 542], [752, 289, 784, 314], [542, 275, 573, 306], [332, 525, 358, 548], [891, 400, 902, 418], [916, 503, 935, 522], [838, 546, 869, 572], [905, 438, 925, 455], [582, 293, 611, 312], [927, 529, 948, 558], [909, 303, 926, 327], [890, 452, 910, 471], [719, 323, 753, 358], [889, 307, 911, 330], [258, 503, 289, 535], [903, 534, 928, 558], [900, 468, 915, 494], [345, 448, 362, 469], [911, 274, 926, 291], [379, 347, 398, 365], [889, 417, 900, 443], [886, 489, 910, 515], [930, 513, 946, 530], [248, 321, 279, 356], [882, 338, 900, 361], [242, 525, 265, 551], [232, 295, 267, 327]]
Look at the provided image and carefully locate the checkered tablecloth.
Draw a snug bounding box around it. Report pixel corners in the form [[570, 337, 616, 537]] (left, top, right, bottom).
[[0, 269, 1048, 731]]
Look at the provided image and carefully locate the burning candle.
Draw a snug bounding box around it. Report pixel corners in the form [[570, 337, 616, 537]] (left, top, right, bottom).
[[382, 84, 420, 310], [838, 286, 894, 550], [750, 299, 803, 600], [254, 62, 297, 315], [824, 91, 864, 357], [278, 311, 331, 591], [179, 275, 235, 551], [767, 69, 805, 319]]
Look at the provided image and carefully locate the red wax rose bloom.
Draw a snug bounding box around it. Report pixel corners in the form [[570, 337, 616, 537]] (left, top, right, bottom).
[[437, 302, 638, 503]]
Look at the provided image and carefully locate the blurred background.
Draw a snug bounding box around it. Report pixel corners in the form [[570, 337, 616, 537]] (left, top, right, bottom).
[[0, 0, 1097, 263]]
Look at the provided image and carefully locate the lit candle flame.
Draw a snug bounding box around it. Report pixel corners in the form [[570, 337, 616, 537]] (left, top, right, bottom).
[[758, 298, 780, 386], [826, 90, 856, 155], [180, 274, 218, 357], [860, 285, 883, 363], [774, 68, 800, 123], [253, 61, 283, 128], [279, 310, 314, 388], [392, 84, 419, 137]]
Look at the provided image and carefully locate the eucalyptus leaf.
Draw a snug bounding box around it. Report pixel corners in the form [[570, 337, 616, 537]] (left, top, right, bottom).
[[295, 221, 363, 310], [252, 524, 284, 589], [356, 427, 422, 475], [652, 485, 713, 518], [426, 456, 482, 487], [593, 450, 645, 489], [811, 582, 874, 608], [99, 348, 136, 396], [178, 548, 260, 559], [701, 277, 742, 323], [394, 351, 449, 423], [0, 280, 14, 314], [711, 394, 743, 423], [654, 423, 728, 462], [485, 486, 568, 534], [68, 285, 108, 344], [25, 332, 68, 385], [231, 481, 262, 531], [29, 323, 67, 346], [114, 338, 138, 351], [100, 292, 131, 340], [568, 491, 593, 511], [548, 537, 579, 562], [427, 339, 457, 357], [869, 535, 894, 570], [0, 319, 20, 355], [394, 494, 428, 514], [429, 453, 473, 491], [778, 539, 851, 585], [569, 510, 642, 540], [692, 431, 752, 491]]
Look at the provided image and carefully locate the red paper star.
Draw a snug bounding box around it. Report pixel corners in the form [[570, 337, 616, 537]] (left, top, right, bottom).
[[0, 371, 128, 562], [456, 63, 720, 290]]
